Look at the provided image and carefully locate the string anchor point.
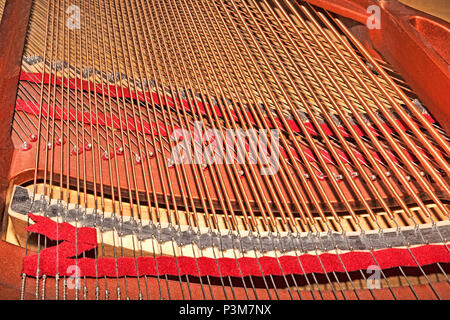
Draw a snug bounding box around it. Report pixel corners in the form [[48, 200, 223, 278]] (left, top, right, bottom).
[[72, 146, 83, 156], [21, 142, 31, 151], [55, 137, 66, 146], [29, 134, 37, 142], [102, 151, 113, 160]]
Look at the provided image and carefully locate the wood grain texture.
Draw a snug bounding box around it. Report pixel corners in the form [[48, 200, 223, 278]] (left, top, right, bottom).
[[400, 0, 450, 22], [0, 0, 33, 229]]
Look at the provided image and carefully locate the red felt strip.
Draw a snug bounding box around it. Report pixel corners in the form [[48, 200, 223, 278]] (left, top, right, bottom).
[[16, 99, 341, 165], [26, 213, 97, 245], [15, 96, 429, 169], [22, 214, 450, 278], [15, 99, 171, 137], [20, 72, 439, 167], [19, 71, 436, 132]]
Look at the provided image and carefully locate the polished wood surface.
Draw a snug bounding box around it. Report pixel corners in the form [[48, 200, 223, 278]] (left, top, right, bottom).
[[401, 0, 450, 22], [0, 0, 33, 230]]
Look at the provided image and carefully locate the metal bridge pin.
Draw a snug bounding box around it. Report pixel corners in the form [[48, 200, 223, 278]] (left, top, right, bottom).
[[55, 137, 65, 146], [29, 134, 37, 142], [135, 154, 142, 164], [46, 142, 52, 150], [21, 142, 31, 151], [201, 163, 207, 170], [148, 151, 154, 157], [238, 169, 244, 177], [102, 151, 112, 160], [167, 158, 174, 167], [72, 146, 83, 156], [304, 173, 310, 179], [116, 147, 124, 155], [385, 171, 391, 177], [85, 143, 92, 151], [370, 175, 377, 181], [405, 175, 412, 181], [83, 287, 88, 300]]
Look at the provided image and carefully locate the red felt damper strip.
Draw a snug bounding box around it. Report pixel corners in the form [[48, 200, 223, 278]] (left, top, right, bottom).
[[19, 73, 438, 166], [19, 96, 409, 168], [21, 71, 435, 156], [22, 214, 450, 278], [16, 98, 348, 166], [15, 99, 171, 137], [20, 71, 437, 128]]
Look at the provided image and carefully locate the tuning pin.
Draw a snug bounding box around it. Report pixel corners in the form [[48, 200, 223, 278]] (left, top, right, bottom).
[[85, 143, 92, 151], [21, 142, 31, 151], [55, 137, 66, 146], [29, 134, 37, 142], [116, 147, 124, 155]]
